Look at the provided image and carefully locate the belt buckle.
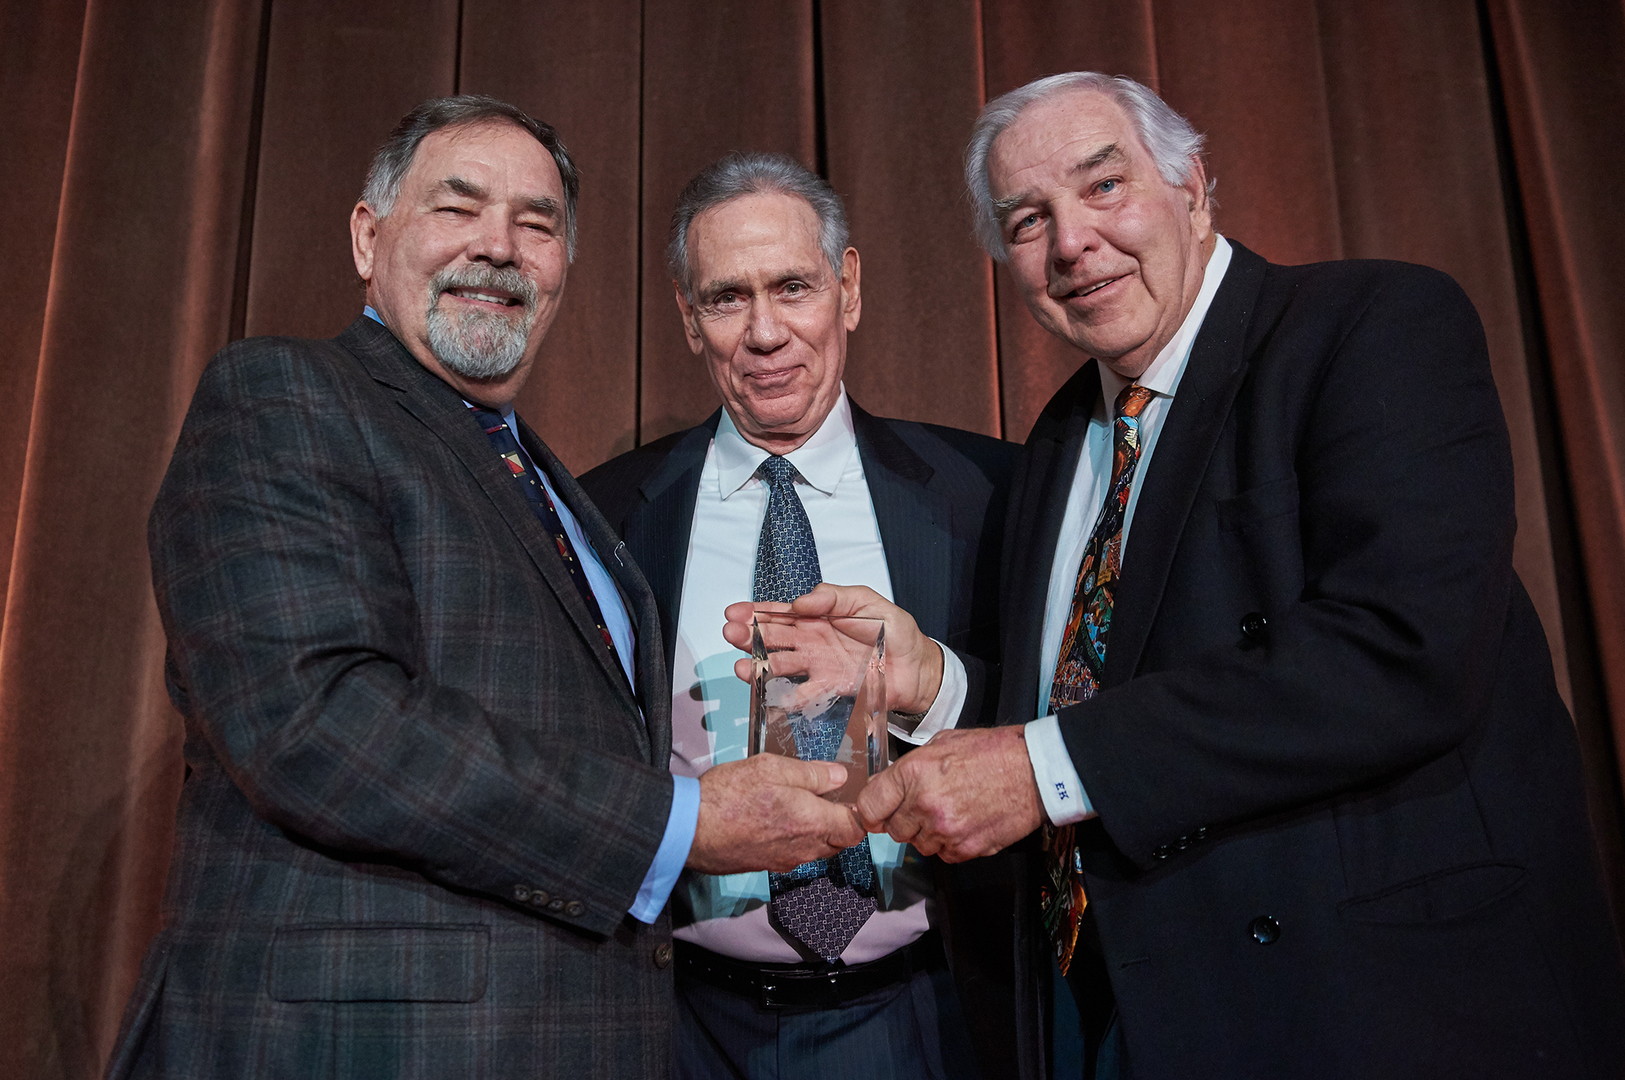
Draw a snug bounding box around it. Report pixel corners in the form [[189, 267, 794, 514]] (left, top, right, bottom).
[[759, 970, 843, 1009]]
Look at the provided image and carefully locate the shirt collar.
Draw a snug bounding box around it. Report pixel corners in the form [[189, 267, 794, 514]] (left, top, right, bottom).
[[1098, 234, 1233, 409], [713, 388, 858, 500]]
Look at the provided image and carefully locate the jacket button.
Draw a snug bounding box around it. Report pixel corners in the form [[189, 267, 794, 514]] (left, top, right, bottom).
[[1249, 916, 1280, 944], [1240, 612, 1268, 640], [653, 942, 674, 969], [529, 890, 551, 907], [564, 901, 585, 917], [512, 885, 531, 902], [548, 898, 565, 912]]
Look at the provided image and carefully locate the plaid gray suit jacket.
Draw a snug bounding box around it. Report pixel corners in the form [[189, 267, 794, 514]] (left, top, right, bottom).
[[107, 317, 679, 1078]]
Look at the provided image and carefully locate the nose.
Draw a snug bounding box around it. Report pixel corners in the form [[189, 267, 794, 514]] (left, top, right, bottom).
[[467, 211, 519, 267], [743, 296, 790, 353], [1050, 202, 1097, 269]]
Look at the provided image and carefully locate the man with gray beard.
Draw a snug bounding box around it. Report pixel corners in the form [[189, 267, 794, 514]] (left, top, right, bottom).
[[107, 96, 863, 1079]]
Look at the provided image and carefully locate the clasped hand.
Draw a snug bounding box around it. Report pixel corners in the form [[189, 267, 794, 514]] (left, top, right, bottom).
[[720, 584, 1045, 863]]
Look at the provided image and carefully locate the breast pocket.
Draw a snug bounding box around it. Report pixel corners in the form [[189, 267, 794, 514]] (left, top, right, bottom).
[[268, 923, 490, 1003], [1216, 474, 1300, 534]]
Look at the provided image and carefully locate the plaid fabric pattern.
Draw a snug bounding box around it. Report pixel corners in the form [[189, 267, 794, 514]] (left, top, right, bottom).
[[467, 403, 626, 681], [108, 319, 677, 1079]]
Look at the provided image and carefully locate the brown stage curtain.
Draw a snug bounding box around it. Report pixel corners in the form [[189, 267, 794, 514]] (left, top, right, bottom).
[[1, 2, 1620, 1076]]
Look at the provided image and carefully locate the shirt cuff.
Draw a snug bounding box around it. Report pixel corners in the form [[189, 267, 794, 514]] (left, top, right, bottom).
[[1025, 715, 1095, 825], [889, 640, 966, 744], [629, 775, 700, 923]]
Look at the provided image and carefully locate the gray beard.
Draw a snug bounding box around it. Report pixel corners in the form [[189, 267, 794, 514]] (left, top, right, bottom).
[[424, 266, 538, 380]]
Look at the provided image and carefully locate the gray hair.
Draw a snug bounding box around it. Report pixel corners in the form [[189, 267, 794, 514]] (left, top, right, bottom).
[[668, 152, 849, 300], [965, 72, 1213, 260], [361, 94, 580, 261]]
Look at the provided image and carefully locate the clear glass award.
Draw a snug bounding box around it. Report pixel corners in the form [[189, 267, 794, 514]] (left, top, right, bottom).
[[748, 611, 887, 804]]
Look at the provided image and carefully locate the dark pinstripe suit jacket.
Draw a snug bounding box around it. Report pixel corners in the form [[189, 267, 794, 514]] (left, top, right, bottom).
[[108, 318, 679, 1079], [580, 400, 1022, 1077]]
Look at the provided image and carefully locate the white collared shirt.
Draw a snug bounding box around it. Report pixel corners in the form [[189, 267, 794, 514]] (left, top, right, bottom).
[[667, 389, 962, 963], [1027, 236, 1234, 825]]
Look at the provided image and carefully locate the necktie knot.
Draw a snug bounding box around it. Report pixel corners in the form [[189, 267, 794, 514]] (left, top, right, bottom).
[[758, 454, 799, 487], [1116, 383, 1155, 420]]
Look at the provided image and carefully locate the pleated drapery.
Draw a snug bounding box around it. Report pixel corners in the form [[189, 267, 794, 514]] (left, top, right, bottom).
[[2, 3, 1621, 1077]]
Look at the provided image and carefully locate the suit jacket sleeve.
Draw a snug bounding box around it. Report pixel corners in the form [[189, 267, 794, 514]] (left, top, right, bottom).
[[150, 339, 673, 936], [1061, 264, 1521, 868]]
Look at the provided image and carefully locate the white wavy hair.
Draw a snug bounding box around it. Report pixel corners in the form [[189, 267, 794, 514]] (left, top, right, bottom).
[[964, 72, 1213, 260]]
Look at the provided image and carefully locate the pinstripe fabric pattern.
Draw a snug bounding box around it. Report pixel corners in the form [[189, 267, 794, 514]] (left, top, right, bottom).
[[107, 318, 678, 1079], [580, 401, 1025, 1070]]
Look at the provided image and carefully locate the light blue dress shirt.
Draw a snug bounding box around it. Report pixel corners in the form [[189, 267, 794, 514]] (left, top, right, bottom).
[[362, 307, 697, 921]]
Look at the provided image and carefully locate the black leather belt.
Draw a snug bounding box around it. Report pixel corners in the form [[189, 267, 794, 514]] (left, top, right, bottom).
[[675, 931, 944, 1010]]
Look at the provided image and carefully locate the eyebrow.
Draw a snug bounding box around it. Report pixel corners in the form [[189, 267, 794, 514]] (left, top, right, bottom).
[[432, 175, 560, 216], [993, 142, 1128, 219], [1072, 142, 1125, 175], [696, 276, 745, 300], [697, 267, 822, 301], [435, 175, 486, 200]]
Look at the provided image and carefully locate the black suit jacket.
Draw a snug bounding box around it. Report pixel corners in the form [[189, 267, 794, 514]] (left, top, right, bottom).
[[581, 398, 1021, 1074], [109, 318, 679, 1079], [996, 242, 1625, 1079]]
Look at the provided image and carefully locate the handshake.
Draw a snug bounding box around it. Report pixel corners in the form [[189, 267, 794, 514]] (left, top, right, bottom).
[[683, 584, 1044, 875]]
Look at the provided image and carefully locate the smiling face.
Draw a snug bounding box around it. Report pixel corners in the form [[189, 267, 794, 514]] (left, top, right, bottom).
[[350, 119, 570, 407], [989, 89, 1213, 379], [675, 191, 861, 455]]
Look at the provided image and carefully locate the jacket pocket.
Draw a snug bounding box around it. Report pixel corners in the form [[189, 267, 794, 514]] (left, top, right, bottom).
[[1215, 474, 1300, 533], [268, 923, 489, 1002], [1337, 861, 1526, 924]]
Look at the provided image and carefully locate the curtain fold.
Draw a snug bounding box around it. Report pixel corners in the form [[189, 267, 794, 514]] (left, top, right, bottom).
[[0, 0, 264, 1074], [2, 3, 1621, 1076]]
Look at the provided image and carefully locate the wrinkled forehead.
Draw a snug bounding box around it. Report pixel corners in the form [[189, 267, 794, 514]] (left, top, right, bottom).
[[988, 89, 1140, 193], [400, 119, 561, 200], [689, 191, 829, 280]]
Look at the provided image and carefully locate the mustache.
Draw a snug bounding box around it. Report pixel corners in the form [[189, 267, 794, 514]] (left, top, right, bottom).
[[430, 264, 539, 312]]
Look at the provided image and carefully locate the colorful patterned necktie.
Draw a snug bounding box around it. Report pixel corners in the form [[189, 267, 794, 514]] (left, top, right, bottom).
[[467, 405, 625, 680], [1041, 383, 1156, 974], [754, 455, 877, 962]]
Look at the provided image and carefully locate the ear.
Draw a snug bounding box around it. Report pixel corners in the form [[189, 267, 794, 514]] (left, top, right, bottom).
[[839, 248, 862, 332], [351, 201, 379, 282], [1181, 157, 1213, 238], [673, 281, 705, 355]]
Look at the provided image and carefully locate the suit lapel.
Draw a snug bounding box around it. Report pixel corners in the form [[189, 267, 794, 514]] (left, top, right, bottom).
[[341, 320, 654, 755], [518, 421, 667, 762], [624, 416, 716, 676], [1001, 364, 1099, 724], [1103, 244, 1266, 687], [849, 402, 953, 639]]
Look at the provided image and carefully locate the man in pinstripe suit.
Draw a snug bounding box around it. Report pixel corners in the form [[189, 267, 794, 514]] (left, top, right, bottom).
[[106, 96, 861, 1079], [583, 153, 1020, 1079]]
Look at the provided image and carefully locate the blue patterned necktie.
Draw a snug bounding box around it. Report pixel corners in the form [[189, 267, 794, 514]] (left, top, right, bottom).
[[754, 455, 877, 962], [1040, 383, 1155, 974], [466, 405, 626, 682]]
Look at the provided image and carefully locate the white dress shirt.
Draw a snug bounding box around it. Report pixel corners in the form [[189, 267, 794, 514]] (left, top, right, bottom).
[[1026, 236, 1234, 825], [668, 389, 964, 963]]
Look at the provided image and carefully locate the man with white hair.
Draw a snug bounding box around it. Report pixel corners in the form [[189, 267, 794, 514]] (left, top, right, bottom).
[[108, 96, 863, 1079], [755, 73, 1625, 1078]]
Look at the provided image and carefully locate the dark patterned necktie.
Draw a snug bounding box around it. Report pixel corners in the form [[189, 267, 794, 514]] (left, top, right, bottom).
[[1041, 384, 1155, 975], [754, 454, 877, 962], [467, 405, 625, 679]]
